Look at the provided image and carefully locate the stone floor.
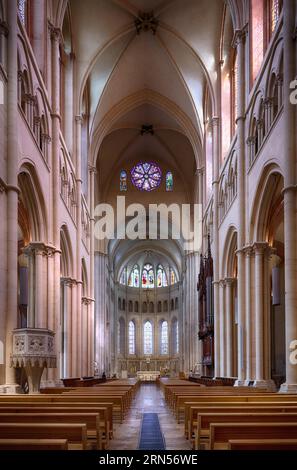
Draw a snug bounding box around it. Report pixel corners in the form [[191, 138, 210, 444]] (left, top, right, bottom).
[[109, 383, 192, 450]]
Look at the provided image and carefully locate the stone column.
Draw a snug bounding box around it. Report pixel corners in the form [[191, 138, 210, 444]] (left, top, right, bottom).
[[244, 247, 252, 384], [34, 245, 45, 328], [81, 297, 89, 377], [225, 278, 234, 377], [65, 279, 73, 378], [253, 243, 266, 386], [211, 117, 220, 378], [280, 0, 297, 393], [4, 0, 20, 390], [89, 165, 96, 376], [219, 280, 226, 376], [276, 74, 283, 109], [264, 98, 273, 130], [233, 27, 247, 386], [50, 24, 62, 383], [95, 253, 108, 375], [75, 115, 83, 376], [71, 280, 77, 376]]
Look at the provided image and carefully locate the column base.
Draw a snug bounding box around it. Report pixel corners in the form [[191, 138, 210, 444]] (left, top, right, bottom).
[[244, 379, 255, 386], [0, 384, 23, 394], [253, 379, 277, 391], [234, 379, 247, 386], [279, 383, 297, 393]]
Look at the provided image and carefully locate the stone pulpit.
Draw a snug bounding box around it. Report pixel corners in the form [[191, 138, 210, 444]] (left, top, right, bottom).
[[11, 328, 57, 394]]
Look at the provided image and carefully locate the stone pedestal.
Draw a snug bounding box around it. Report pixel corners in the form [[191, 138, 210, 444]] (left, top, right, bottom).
[[10, 328, 57, 394]]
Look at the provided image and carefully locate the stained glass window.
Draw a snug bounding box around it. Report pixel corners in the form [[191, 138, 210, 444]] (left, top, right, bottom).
[[160, 321, 168, 355], [119, 268, 126, 285], [232, 52, 238, 133], [129, 321, 135, 355], [251, 0, 264, 82], [205, 126, 213, 200], [144, 321, 153, 355], [170, 268, 176, 285], [166, 171, 173, 191], [120, 170, 127, 191], [142, 264, 154, 288], [222, 72, 231, 159], [131, 162, 162, 191], [157, 265, 168, 287], [18, 0, 27, 25], [128, 265, 139, 287], [271, 0, 281, 33]]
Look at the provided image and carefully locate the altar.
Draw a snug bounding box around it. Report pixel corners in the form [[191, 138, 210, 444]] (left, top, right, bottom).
[[137, 371, 160, 382]]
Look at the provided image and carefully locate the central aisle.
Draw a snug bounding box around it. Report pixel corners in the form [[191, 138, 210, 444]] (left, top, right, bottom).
[[109, 383, 192, 450]]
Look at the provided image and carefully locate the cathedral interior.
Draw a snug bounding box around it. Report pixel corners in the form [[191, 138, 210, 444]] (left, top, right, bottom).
[[0, 0, 297, 453]]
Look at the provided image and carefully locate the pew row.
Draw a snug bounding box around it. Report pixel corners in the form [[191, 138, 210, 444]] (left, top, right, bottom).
[[0, 439, 69, 450]]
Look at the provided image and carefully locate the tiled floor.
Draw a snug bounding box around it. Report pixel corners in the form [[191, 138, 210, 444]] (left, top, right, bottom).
[[109, 383, 192, 450]]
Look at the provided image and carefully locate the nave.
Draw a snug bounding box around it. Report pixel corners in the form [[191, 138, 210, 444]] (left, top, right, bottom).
[[1, 377, 297, 450], [110, 383, 191, 450]]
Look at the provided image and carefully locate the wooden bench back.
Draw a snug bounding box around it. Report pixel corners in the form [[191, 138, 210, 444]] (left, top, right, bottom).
[[210, 423, 297, 450], [228, 439, 297, 450], [0, 439, 68, 450], [0, 423, 87, 450]]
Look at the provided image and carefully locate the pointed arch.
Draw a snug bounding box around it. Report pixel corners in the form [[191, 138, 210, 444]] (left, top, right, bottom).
[[18, 163, 48, 242], [250, 163, 284, 242], [60, 224, 74, 278]]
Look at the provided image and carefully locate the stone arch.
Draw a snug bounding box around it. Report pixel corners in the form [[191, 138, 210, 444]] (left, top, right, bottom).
[[60, 224, 74, 278], [221, 225, 238, 279], [18, 163, 48, 242], [250, 163, 284, 242]]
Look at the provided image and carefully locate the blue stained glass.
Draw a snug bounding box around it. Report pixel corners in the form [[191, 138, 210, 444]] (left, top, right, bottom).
[[131, 162, 162, 191]]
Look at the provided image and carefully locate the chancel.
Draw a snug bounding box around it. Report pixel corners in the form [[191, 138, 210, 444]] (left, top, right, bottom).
[[0, 0, 297, 453]]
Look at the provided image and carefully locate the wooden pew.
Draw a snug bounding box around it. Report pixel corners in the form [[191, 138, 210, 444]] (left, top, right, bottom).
[[0, 423, 87, 450], [185, 403, 297, 440], [195, 412, 297, 450], [0, 413, 101, 449], [228, 439, 297, 450], [0, 402, 113, 441], [0, 405, 111, 444], [209, 423, 297, 450], [171, 394, 297, 423], [0, 439, 69, 450], [0, 394, 125, 422]]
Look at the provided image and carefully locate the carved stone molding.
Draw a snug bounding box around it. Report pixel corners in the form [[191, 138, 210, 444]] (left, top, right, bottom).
[[11, 328, 56, 369], [135, 12, 159, 35], [231, 24, 248, 49], [82, 296, 94, 306], [48, 22, 62, 43]]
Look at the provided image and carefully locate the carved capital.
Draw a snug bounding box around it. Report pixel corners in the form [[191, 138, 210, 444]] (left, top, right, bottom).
[[75, 114, 83, 124], [225, 277, 235, 286], [210, 116, 220, 128], [232, 25, 248, 48], [253, 241, 269, 255], [88, 164, 97, 175], [195, 167, 204, 177], [246, 136, 256, 146], [263, 97, 274, 108], [48, 22, 62, 43]]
